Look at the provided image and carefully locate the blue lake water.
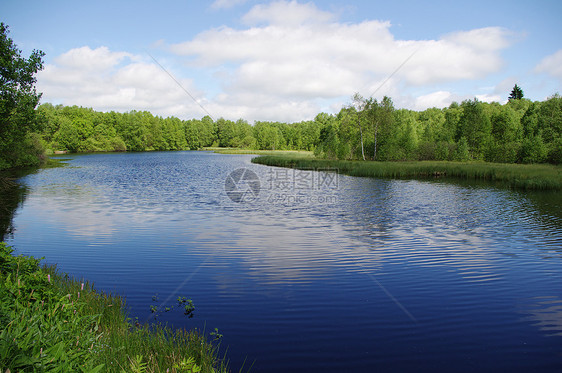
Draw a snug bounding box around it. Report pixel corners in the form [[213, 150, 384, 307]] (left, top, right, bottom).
[[4, 151, 562, 372]]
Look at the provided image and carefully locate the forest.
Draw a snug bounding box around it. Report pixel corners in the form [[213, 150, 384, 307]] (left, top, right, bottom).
[[29, 92, 562, 165]]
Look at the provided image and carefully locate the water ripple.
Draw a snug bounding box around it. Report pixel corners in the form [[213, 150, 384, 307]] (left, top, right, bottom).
[[6, 152, 562, 373]]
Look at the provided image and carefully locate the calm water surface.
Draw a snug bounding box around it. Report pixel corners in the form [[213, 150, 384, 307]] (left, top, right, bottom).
[[4, 152, 562, 372]]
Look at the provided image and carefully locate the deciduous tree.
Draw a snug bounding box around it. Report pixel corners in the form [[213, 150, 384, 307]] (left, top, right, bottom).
[[0, 23, 45, 169]]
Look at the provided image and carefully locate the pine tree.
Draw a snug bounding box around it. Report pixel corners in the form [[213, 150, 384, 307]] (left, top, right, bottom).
[[509, 84, 524, 101]]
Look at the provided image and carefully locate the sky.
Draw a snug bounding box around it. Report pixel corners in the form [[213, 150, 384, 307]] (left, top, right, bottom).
[[2, 0, 561, 122]]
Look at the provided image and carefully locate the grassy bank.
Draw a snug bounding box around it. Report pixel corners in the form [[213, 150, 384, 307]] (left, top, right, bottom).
[[0, 243, 228, 372], [202, 147, 314, 157], [252, 155, 562, 190]]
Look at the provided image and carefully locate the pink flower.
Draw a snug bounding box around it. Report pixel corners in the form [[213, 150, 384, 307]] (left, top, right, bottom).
[[47, 274, 51, 283], [81, 283, 84, 290]]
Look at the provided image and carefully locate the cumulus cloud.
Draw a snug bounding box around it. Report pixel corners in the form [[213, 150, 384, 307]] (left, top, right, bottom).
[[535, 49, 562, 80], [37, 46, 206, 118], [170, 1, 515, 119], [475, 93, 503, 104], [37, 1, 518, 122], [414, 91, 454, 110]]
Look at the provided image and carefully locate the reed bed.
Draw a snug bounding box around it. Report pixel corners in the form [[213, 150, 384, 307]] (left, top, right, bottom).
[[252, 156, 562, 190]]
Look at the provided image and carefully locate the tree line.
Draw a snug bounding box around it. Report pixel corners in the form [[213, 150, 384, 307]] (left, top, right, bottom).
[[34, 104, 320, 154], [314, 92, 561, 164], [1, 22, 560, 170], [32, 92, 561, 165]]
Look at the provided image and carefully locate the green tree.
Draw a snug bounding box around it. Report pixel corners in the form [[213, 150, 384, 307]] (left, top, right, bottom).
[[351, 93, 367, 160], [0, 23, 45, 169], [315, 121, 339, 159], [253, 122, 283, 150], [456, 99, 492, 160], [366, 96, 394, 160], [455, 137, 470, 161], [520, 135, 548, 163], [215, 118, 237, 147], [508, 84, 524, 101]]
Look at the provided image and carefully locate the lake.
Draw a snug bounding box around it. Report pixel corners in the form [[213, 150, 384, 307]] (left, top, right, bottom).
[[4, 151, 562, 372]]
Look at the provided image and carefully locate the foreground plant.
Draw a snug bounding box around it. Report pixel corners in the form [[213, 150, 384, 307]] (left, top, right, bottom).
[[0, 242, 228, 372]]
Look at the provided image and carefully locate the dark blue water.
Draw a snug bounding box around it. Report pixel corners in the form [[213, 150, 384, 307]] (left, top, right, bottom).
[[5, 152, 562, 372]]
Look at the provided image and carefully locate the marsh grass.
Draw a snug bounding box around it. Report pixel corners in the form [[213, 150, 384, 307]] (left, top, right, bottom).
[[0, 243, 229, 372], [202, 147, 314, 157], [252, 156, 562, 190]]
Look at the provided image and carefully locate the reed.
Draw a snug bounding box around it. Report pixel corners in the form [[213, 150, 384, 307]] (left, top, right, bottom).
[[202, 147, 314, 157], [252, 156, 562, 190]]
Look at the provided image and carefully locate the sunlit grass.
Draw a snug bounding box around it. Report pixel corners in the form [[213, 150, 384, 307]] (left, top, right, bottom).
[[202, 147, 314, 157], [0, 243, 229, 372], [252, 156, 562, 190]]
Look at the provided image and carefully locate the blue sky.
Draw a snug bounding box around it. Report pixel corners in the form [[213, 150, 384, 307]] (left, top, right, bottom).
[[2, 0, 561, 122]]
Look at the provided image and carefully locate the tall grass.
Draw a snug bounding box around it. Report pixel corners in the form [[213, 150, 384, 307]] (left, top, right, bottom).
[[252, 156, 562, 190], [0, 243, 229, 372], [202, 147, 314, 157]]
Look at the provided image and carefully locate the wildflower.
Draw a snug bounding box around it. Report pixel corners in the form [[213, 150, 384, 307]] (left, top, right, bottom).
[[47, 274, 50, 283], [81, 282, 84, 290]]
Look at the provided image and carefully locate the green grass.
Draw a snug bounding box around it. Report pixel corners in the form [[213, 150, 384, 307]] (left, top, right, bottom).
[[0, 242, 229, 372], [202, 147, 314, 157], [252, 155, 562, 190]]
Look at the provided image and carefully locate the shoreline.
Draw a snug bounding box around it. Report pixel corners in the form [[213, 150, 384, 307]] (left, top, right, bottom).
[[0, 242, 229, 372]]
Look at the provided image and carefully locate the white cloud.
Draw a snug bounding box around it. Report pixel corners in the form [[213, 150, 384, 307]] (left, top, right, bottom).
[[475, 93, 502, 103], [241, 0, 334, 26], [53, 46, 132, 71], [535, 49, 562, 80], [169, 1, 515, 120], [211, 0, 249, 10], [442, 27, 513, 52], [37, 46, 206, 118], [37, 1, 518, 122], [414, 91, 454, 110]]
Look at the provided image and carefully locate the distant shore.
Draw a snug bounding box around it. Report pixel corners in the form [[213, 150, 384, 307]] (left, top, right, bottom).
[[202, 147, 314, 156]]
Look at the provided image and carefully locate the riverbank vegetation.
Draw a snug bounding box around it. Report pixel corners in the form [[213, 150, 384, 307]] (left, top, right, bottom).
[[0, 242, 228, 372], [252, 156, 562, 190]]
